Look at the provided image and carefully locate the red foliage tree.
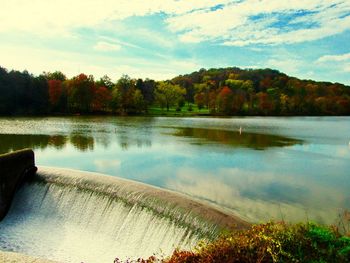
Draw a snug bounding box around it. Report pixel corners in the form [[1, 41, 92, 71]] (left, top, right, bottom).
[[217, 86, 233, 114], [256, 92, 274, 115], [48, 79, 62, 107], [194, 92, 206, 109], [92, 86, 112, 112]]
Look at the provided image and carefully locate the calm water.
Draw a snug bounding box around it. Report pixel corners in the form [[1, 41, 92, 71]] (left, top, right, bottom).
[[1, 116, 349, 224]]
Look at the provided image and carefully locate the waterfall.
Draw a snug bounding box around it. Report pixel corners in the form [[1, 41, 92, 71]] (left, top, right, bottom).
[[0, 167, 247, 263]]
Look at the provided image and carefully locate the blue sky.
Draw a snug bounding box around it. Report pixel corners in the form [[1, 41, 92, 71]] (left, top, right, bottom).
[[0, 0, 349, 84]]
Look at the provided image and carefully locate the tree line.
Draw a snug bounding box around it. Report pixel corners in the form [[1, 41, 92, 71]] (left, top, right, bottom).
[[0, 66, 349, 116]]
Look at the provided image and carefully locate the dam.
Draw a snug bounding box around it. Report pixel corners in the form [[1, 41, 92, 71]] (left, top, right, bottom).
[[0, 166, 247, 263]]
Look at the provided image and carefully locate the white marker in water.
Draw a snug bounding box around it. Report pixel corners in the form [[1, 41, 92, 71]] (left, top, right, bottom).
[[239, 126, 242, 135]]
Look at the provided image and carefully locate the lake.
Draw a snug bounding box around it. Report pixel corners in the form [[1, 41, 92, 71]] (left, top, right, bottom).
[[1, 116, 349, 225]]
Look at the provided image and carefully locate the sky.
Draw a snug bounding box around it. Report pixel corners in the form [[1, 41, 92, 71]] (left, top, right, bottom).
[[0, 0, 350, 84]]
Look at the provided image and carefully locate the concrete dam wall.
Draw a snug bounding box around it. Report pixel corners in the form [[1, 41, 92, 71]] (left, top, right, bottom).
[[0, 166, 247, 262]]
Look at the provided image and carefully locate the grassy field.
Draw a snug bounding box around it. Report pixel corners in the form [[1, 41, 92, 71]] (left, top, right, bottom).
[[147, 104, 210, 117]]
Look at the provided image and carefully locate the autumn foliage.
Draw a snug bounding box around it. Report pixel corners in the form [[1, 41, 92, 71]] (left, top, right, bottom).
[[48, 79, 62, 107], [115, 221, 350, 263], [1, 66, 349, 116], [92, 86, 112, 112], [164, 222, 350, 263]]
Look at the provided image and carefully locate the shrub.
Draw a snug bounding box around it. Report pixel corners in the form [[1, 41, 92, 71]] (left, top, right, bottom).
[[114, 222, 350, 263], [165, 222, 350, 263]]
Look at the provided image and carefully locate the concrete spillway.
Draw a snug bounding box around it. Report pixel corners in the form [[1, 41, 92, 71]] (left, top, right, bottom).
[[0, 149, 37, 221], [0, 166, 247, 263]]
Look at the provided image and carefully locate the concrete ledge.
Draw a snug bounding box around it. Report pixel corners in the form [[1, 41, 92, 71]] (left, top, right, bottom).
[[0, 149, 37, 221], [35, 166, 249, 231]]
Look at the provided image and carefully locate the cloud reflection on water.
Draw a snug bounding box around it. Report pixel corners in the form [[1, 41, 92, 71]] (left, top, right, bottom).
[[166, 167, 346, 225]]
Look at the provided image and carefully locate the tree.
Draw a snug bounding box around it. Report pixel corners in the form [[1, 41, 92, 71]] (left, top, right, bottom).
[[256, 92, 274, 115], [155, 81, 186, 111], [96, 75, 114, 90], [194, 92, 206, 109], [48, 79, 63, 108], [172, 76, 194, 103], [225, 79, 244, 89], [110, 88, 121, 113], [114, 75, 136, 113], [66, 74, 95, 113], [92, 86, 112, 112], [30, 75, 49, 114], [1, 65, 350, 117], [136, 78, 155, 111], [335, 97, 350, 115], [132, 89, 145, 113], [194, 83, 210, 108], [217, 86, 233, 114], [0, 67, 11, 114], [44, 71, 66, 81], [280, 93, 290, 115]]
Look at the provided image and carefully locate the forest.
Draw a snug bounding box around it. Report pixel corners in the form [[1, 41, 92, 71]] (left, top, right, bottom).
[[1, 66, 349, 116]]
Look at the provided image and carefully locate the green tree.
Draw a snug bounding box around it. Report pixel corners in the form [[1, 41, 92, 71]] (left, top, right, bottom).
[[114, 75, 136, 113], [43, 71, 66, 81], [194, 83, 210, 108], [155, 81, 186, 111], [110, 88, 121, 113], [96, 75, 114, 90], [132, 89, 145, 113], [66, 74, 95, 113], [136, 78, 155, 111]]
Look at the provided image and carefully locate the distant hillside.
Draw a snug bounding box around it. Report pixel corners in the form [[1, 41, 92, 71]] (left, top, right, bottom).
[[171, 67, 350, 115]]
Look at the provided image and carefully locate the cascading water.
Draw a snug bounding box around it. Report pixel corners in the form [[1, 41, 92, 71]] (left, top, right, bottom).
[[0, 167, 246, 263]]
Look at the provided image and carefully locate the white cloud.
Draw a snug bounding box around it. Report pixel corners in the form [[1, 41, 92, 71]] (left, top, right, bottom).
[[0, 0, 231, 36], [94, 159, 121, 171], [133, 28, 175, 48], [166, 0, 350, 46], [317, 53, 350, 62], [265, 58, 303, 76], [93, 41, 121, 52], [2, 1, 348, 46], [111, 59, 202, 80], [316, 53, 350, 75], [344, 64, 350, 73], [0, 43, 201, 81], [99, 36, 144, 50]]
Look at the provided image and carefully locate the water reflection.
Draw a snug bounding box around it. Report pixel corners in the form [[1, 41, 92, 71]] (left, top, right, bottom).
[[0, 130, 153, 154], [166, 167, 347, 224], [0, 116, 349, 226], [116, 130, 152, 150], [0, 134, 67, 153], [0, 133, 96, 153], [70, 134, 94, 151], [171, 127, 303, 150]]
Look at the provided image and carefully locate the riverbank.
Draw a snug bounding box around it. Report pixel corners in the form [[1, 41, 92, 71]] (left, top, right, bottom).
[[117, 221, 350, 263]]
